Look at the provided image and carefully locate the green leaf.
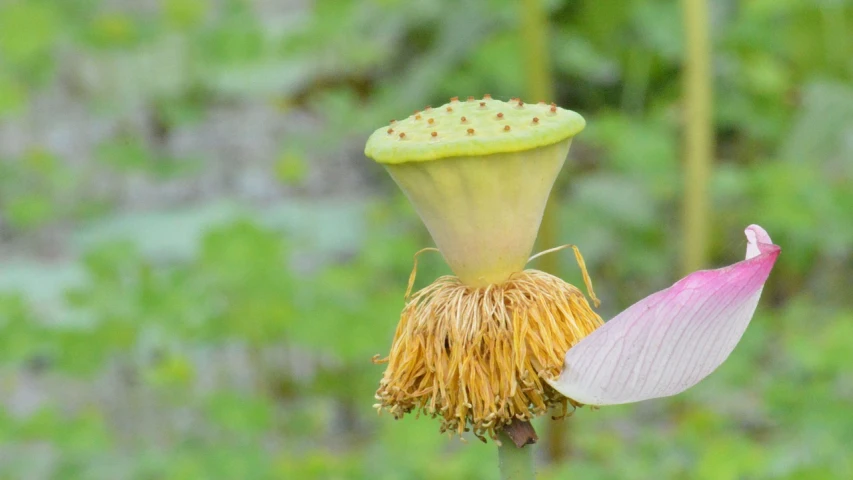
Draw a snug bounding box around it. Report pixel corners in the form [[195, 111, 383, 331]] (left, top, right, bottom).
[[164, 0, 210, 29], [274, 149, 308, 185], [0, 1, 60, 63]]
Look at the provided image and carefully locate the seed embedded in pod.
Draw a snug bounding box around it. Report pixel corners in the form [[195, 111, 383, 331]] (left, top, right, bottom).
[[467, 128, 475, 135], [460, 116, 468, 123], [398, 132, 406, 139], [431, 131, 438, 138], [503, 125, 511, 131], [428, 118, 435, 125], [496, 112, 504, 119], [387, 128, 394, 134]]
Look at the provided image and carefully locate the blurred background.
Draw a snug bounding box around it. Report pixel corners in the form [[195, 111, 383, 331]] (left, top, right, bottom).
[[0, 0, 852, 478]]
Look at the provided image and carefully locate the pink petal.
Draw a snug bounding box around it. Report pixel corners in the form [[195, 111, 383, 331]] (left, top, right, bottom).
[[548, 225, 780, 405]]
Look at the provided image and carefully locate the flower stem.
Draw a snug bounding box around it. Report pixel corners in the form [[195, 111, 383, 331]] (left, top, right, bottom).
[[519, 0, 568, 464], [498, 420, 538, 479], [681, 0, 713, 274], [498, 436, 535, 480]]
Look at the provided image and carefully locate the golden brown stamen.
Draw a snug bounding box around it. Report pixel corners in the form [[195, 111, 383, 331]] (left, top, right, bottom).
[[374, 269, 603, 442]]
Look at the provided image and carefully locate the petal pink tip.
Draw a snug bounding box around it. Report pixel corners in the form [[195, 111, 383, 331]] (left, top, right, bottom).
[[745, 224, 778, 259], [548, 226, 780, 406]]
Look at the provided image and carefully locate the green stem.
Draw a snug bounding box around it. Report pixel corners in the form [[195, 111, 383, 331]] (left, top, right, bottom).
[[498, 433, 536, 480], [519, 0, 568, 464], [681, 0, 713, 274]]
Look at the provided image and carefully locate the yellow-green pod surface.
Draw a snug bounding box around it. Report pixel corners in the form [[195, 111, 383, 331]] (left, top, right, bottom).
[[365, 96, 585, 287], [365, 96, 585, 164]]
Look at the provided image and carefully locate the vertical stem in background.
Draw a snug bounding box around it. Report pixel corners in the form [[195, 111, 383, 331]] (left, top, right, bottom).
[[519, 0, 566, 465], [520, 0, 554, 103], [681, 0, 713, 274]]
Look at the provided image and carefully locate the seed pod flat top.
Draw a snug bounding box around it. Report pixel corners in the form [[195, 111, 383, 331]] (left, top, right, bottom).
[[365, 96, 586, 164]]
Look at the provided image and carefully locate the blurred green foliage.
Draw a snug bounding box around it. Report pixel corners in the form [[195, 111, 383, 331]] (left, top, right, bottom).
[[0, 0, 851, 478]]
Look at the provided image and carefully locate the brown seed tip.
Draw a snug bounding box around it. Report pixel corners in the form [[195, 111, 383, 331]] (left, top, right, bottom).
[[503, 125, 511, 131], [450, 96, 459, 102], [446, 106, 453, 112], [415, 114, 422, 120], [425, 105, 432, 110], [549, 106, 557, 113], [517, 100, 524, 107], [428, 118, 435, 124], [496, 112, 504, 119], [532, 117, 540, 124], [483, 94, 492, 99], [390, 119, 397, 124], [460, 116, 467, 123], [387, 128, 394, 134], [399, 132, 406, 139], [431, 131, 438, 137], [550, 102, 556, 107], [479, 101, 486, 107], [467, 96, 475, 102], [467, 128, 475, 135]]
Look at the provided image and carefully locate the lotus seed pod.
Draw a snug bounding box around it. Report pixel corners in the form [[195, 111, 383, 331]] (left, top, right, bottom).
[[367, 97, 601, 440], [364, 96, 585, 286]]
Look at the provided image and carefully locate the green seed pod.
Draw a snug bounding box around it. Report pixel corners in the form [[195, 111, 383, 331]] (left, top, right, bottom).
[[365, 96, 585, 286]]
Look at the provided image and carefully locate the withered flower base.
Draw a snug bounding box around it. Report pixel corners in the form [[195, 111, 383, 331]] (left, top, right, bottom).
[[374, 269, 602, 441], [365, 96, 592, 442]]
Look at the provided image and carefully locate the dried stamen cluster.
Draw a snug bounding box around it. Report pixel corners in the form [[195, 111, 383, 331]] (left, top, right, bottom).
[[374, 270, 603, 441]]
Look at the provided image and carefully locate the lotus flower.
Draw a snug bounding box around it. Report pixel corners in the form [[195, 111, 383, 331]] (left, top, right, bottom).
[[363, 95, 780, 442]]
